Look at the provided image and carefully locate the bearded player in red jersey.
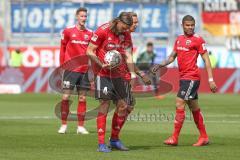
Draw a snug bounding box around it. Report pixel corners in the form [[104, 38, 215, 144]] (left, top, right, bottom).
[[87, 12, 137, 152], [58, 8, 93, 134], [152, 15, 217, 146], [109, 12, 152, 150]]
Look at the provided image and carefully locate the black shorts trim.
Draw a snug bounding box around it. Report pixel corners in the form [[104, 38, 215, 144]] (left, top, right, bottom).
[[62, 70, 90, 91]]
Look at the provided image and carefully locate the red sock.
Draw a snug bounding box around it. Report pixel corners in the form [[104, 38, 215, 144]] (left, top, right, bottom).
[[111, 112, 127, 140], [77, 101, 86, 126], [97, 112, 107, 144], [172, 108, 185, 138], [61, 100, 69, 125], [192, 108, 208, 138]]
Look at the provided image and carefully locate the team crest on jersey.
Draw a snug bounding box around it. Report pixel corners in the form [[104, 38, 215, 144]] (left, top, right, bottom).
[[186, 40, 191, 45], [84, 34, 89, 40], [91, 34, 98, 42]]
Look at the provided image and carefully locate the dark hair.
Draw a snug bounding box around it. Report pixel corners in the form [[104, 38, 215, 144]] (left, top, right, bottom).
[[182, 15, 195, 24], [128, 12, 138, 17], [76, 7, 87, 15], [147, 42, 153, 47], [110, 12, 133, 34], [118, 12, 133, 26]]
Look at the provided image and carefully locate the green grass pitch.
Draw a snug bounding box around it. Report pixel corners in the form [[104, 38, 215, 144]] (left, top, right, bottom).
[[0, 93, 240, 160]]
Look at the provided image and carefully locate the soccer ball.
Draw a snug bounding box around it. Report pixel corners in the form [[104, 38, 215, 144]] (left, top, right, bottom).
[[104, 50, 122, 68]]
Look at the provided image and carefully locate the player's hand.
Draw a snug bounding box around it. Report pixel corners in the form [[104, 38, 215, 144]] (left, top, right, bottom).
[[150, 64, 160, 75], [141, 74, 151, 85], [101, 63, 111, 70], [209, 81, 217, 93]]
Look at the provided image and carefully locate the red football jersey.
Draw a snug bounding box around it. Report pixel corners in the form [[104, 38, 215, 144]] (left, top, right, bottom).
[[118, 32, 133, 81], [90, 23, 132, 78], [174, 34, 207, 80], [60, 25, 93, 73]]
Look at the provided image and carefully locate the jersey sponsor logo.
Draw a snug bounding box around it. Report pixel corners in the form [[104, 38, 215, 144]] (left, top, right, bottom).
[[177, 46, 189, 51], [91, 34, 98, 42], [103, 87, 108, 95], [104, 43, 124, 51], [71, 40, 88, 45], [84, 34, 89, 40], [186, 40, 191, 46], [105, 43, 118, 51], [72, 34, 76, 37], [105, 41, 131, 51]]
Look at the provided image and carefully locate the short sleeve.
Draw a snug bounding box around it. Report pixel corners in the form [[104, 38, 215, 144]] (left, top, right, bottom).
[[61, 29, 69, 45], [198, 37, 207, 55], [173, 39, 178, 52], [90, 28, 106, 46]]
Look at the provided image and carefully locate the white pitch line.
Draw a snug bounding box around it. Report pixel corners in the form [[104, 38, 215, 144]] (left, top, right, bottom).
[[205, 114, 240, 118], [0, 116, 240, 124], [0, 116, 56, 120], [126, 120, 240, 124]]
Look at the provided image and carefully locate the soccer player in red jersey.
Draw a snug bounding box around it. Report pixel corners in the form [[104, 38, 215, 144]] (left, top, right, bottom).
[[58, 8, 93, 134], [87, 12, 135, 152], [110, 12, 152, 149], [152, 15, 217, 146]]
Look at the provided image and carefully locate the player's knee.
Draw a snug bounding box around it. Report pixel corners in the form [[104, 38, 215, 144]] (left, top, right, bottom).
[[62, 94, 70, 100], [98, 100, 110, 114], [189, 104, 199, 112], [187, 100, 199, 111], [175, 99, 185, 109], [176, 102, 184, 109], [117, 101, 128, 111], [118, 106, 127, 113]]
